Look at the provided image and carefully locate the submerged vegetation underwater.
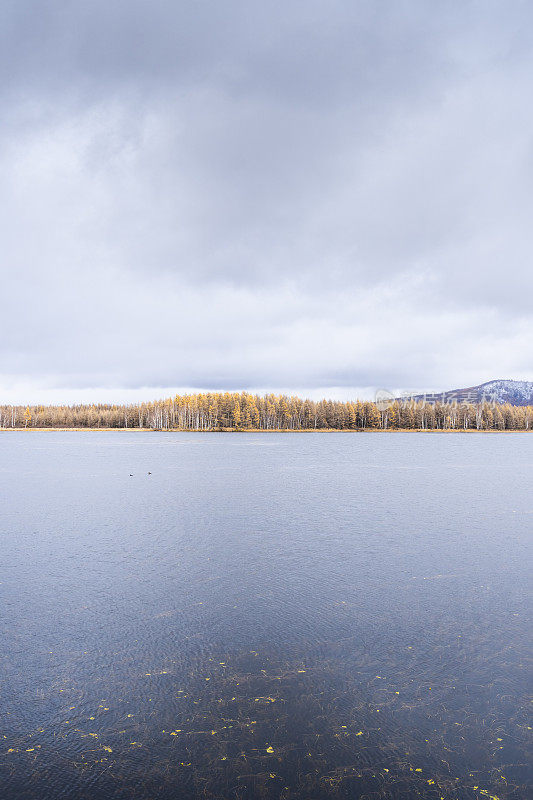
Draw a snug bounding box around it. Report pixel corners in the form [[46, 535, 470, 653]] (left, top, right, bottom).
[[2, 633, 530, 799], [0, 432, 531, 799]]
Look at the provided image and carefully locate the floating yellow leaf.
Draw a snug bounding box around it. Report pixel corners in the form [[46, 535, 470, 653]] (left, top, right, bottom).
[[102, 746, 112, 753], [266, 746, 274, 753], [355, 731, 363, 736]]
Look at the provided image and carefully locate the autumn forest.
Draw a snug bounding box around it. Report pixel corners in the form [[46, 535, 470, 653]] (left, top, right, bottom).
[[1, 392, 532, 431]]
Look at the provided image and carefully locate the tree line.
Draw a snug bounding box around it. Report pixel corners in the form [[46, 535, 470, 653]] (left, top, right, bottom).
[[1, 393, 532, 431]]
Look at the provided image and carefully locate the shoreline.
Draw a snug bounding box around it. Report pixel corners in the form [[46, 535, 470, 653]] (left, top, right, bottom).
[[0, 427, 529, 434]]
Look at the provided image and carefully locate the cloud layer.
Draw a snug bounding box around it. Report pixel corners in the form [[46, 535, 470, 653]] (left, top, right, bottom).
[[1, 1, 532, 402]]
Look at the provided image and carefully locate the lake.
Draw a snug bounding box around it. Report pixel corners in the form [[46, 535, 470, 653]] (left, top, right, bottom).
[[0, 432, 531, 799]]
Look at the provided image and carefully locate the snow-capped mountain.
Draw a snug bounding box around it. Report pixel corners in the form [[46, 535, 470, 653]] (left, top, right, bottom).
[[408, 380, 533, 406]]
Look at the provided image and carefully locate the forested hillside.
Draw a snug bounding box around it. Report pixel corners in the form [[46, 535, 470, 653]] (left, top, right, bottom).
[[408, 379, 533, 406], [1, 393, 532, 431]]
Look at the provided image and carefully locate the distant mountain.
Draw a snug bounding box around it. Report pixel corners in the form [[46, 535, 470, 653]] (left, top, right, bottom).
[[406, 380, 533, 406]]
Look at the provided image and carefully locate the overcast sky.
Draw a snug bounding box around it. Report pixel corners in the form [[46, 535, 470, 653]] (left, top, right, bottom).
[[1, 1, 532, 404]]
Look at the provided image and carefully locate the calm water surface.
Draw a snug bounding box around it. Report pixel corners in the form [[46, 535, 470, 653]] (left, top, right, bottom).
[[0, 432, 531, 799]]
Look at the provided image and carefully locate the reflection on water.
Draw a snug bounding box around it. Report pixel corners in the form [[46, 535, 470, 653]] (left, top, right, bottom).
[[0, 432, 531, 799]]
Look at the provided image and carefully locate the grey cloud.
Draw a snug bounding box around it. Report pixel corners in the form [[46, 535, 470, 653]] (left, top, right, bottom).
[[0, 1, 532, 399], [1, 2, 456, 100]]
